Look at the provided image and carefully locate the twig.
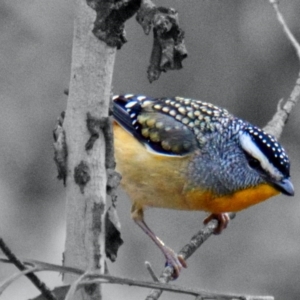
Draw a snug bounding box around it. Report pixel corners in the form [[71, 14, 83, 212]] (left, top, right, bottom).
[[144, 214, 236, 294], [145, 214, 236, 300], [0, 266, 39, 296], [269, 0, 300, 60], [64, 273, 87, 300], [179, 213, 236, 261], [0, 239, 57, 300], [145, 261, 159, 282], [78, 276, 241, 299], [0, 257, 273, 300], [263, 76, 300, 138], [263, 1, 300, 138]]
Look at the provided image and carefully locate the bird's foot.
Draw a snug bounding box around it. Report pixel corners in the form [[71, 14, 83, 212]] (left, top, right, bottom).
[[203, 213, 230, 234], [163, 246, 187, 279]]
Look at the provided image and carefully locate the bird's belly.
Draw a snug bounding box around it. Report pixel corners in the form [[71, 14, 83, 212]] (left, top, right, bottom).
[[114, 123, 280, 213], [114, 123, 194, 210]]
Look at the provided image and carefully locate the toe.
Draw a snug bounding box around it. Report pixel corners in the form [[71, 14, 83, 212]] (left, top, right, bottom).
[[164, 247, 187, 279], [203, 213, 230, 234]]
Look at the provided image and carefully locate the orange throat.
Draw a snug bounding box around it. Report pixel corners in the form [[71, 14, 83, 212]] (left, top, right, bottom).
[[185, 184, 280, 213]]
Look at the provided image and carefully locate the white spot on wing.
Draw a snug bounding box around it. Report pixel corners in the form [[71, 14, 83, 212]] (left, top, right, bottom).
[[124, 94, 134, 99], [125, 101, 138, 108], [137, 95, 146, 101]]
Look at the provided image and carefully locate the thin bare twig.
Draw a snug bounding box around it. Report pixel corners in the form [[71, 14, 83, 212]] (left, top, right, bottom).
[[0, 257, 273, 300], [269, 0, 300, 60], [145, 214, 236, 300], [263, 1, 300, 138], [263, 74, 300, 138], [0, 266, 39, 296], [64, 273, 87, 300], [145, 261, 159, 282], [0, 239, 57, 300]]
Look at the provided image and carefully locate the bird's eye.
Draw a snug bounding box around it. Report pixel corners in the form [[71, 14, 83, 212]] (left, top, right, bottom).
[[248, 157, 261, 169]]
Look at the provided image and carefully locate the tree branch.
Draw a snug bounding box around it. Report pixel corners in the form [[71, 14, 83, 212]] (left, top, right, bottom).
[[269, 0, 300, 60], [0, 266, 40, 296], [263, 0, 300, 138], [145, 214, 236, 300], [263, 75, 300, 138], [0, 257, 274, 300], [0, 239, 56, 300]]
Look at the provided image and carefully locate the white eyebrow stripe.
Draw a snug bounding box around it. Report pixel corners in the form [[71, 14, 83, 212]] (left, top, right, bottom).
[[239, 132, 282, 180]]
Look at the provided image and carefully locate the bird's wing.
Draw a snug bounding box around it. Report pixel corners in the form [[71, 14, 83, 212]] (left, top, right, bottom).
[[113, 94, 199, 156]]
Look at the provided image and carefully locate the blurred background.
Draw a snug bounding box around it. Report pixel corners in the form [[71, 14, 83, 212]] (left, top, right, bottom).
[[0, 0, 300, 299]]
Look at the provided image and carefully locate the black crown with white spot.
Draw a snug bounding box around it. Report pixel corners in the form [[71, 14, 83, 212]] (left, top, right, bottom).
[[244, 125, 290, 177]]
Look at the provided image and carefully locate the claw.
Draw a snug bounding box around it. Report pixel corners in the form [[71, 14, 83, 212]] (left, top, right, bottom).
[[164, 247, 187, 279], [203, 213, 230, 234]]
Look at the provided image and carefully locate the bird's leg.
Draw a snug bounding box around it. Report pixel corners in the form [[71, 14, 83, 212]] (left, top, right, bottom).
[[131, 205, 187, 278], [203, 213, 230, 234]]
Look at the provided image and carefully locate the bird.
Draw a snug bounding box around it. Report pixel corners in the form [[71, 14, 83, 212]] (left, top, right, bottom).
[[112, 94, 294, 278]]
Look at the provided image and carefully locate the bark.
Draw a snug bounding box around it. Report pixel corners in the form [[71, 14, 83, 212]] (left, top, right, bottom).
[[63, 0, 116, 299]]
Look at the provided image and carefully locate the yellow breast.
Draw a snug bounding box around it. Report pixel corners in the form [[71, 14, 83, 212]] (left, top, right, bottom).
[[114, 123, 192, 210]]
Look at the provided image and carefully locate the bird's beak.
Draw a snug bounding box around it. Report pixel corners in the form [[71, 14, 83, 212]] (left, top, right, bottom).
[[273, 178, 294, 196]]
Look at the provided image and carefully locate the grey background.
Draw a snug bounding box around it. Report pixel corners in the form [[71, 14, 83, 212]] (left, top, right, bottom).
[[0, 1, 300, 299]]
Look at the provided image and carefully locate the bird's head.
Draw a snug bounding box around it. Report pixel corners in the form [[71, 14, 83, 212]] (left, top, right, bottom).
[[239, 125, 294, 196]]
